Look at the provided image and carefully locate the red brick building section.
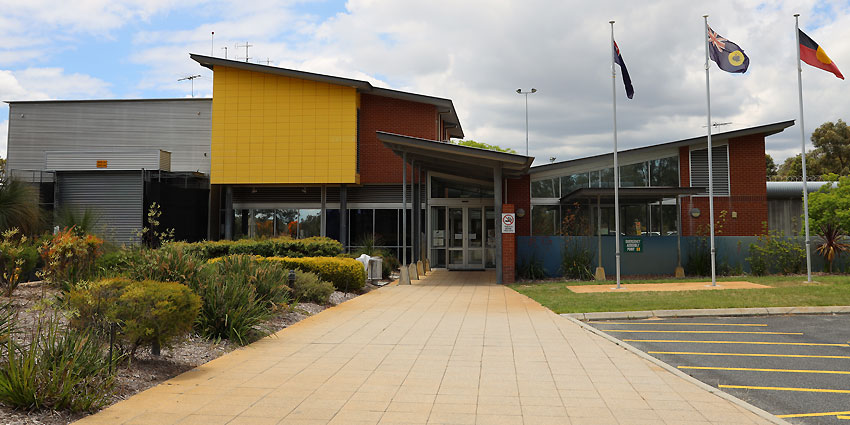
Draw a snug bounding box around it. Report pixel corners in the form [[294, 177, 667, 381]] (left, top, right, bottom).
[[506, 175, 531, 236], [358, 94, 438, 184], [679, 135, 768, 236], [501, 204, 516, 283]]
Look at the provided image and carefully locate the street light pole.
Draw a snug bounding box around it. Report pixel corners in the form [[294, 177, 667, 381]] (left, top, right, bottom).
[[516, 88, 537, 156]]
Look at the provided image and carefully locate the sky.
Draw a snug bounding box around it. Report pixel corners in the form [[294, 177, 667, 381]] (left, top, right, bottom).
[[1, 0, 849, 166]]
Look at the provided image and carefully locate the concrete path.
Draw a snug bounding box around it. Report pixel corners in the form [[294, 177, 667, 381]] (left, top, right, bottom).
[[76, 270, 778, 425]]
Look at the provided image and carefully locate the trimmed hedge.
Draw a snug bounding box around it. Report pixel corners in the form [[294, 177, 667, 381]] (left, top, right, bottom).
[[170, 237, 342, 260], [259, 256, 365, 292]]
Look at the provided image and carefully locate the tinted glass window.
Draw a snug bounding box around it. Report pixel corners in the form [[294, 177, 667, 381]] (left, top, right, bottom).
[[531, 178, 558, 198], [620, 162, 648, 187], [650, 156, 679, 187]]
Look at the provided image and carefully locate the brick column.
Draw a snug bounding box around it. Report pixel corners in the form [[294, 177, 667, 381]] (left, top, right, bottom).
[[502, 204, 516, 284]]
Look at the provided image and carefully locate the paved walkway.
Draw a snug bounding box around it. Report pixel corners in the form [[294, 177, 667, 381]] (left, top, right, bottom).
[[76, 270, 777, 425]]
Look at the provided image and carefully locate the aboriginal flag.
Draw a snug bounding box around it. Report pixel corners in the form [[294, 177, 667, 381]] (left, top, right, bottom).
[[613, 41, 634, 99], [799, 29, 843, 79], [707, 25, 749, 73]]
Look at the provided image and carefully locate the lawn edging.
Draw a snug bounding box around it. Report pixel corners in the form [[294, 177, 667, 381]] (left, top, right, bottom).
[[563, 305, 850, 321], [562, 315, 794, 425]]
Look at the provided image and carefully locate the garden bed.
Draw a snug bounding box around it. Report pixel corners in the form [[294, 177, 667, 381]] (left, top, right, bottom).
[[0, 281, 365, 425]]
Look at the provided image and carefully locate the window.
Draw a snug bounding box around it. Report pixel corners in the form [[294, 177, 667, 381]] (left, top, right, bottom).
[[690, 145, 730, 195], [531, 178, 558, 198], [650, 156, 679, 187], [349, 209, 374, 245], [620, 162, 648, 187], [599, 167, 615, 188], [374, 209, 399, 246], [431, 176, 494, 198], [560, 173, 589, 196], [531, 205, 560, 235]]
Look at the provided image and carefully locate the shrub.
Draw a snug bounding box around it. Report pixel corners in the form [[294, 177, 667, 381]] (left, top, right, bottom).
[[0, 178, 41, 236], [292, 271, 334, 304], [172, 236, 343, 261], [55, 207, 102, 237], [0, 316, 115, 412], [123, 245, 204, 288], [67, 278, 201, 356], [193, 273, 270, 345], [0, 300, 16, 346], [0, 228, 36, 297], [518, 253, 546, 280], [747, 227, 806, 276], [211, 255, 291, 307], [561, 239, 594, 280], [260, 257, 365, 292], [37, 228, 103, 288]]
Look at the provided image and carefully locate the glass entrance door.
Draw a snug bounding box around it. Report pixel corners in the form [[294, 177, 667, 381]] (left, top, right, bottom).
[[438, 206, 487, 270]]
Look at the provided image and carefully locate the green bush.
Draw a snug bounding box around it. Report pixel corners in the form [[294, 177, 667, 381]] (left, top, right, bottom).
[[518, 253, 546, 280], [67, 278, 201, 356], [292, 271, 334, 304], [260, 256, 365, 292], [0, 229, 36, 297], [211, 255, 291, 307], [172, 236, 343, 261], [747, 229, 806, 276], [193, 273, 270, 345], [124, 245, 204, 288], [0, 317, 115, 412]]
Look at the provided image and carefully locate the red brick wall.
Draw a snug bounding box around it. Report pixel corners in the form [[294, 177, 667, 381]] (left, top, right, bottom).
[[506, 175, 531, 236], [358, 94, 437, 184], [679, 135, 768, 236], [502, 204, 516, 284]]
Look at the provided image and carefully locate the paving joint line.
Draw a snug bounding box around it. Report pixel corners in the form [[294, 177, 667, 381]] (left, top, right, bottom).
[[562, 315, 795, 425], [563, 305, 850, 321]]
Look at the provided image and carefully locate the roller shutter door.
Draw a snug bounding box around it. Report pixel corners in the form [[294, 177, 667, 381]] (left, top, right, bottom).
[[56, 171, 143, 245]]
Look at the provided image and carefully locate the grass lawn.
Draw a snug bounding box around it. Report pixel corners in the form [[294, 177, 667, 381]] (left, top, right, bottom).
[[509, 275, 850, 314]]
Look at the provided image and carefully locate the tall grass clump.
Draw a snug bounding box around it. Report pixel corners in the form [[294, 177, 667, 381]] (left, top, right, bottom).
[[0, 316, 115, 412], [0, 179, 41, 236]]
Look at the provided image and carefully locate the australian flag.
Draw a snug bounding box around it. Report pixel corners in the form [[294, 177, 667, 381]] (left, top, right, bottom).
[[613, 41, 634, 99], [707, 25, 749, 73]]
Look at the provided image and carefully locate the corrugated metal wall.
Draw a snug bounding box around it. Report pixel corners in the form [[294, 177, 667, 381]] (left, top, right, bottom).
[[7, 99, 211, 180], [689, 145, 730, 195], [56, 171, 143, 245]]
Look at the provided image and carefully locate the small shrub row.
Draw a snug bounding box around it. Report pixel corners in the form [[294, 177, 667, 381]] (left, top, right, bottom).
[[171, 237, 343, 261], [291, 271, 334, 304], [260, 256, 365, 292]]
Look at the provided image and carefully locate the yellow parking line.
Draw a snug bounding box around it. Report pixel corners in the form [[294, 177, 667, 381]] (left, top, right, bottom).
[[678, 366, 850, 374], [590, 321, 767, 327], [720, 384, 850, 394], [624, 339, 848, 347], [650, 351, 850, 359], [603, 329, 802, 335], [776, 410, 850, 418], [837, 415, 850, 420]]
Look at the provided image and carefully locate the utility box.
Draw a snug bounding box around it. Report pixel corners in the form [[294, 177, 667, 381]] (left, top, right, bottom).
[[368, 257, 383, 281]]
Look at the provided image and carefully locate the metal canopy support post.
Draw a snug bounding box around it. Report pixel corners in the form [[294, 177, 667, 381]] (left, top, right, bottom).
[[676, 195, 684, 277], [595, 195, 605, 280], [402, 154, 407, 266], [224, 185, 233, 240], [320, 185, 327, 237], [413, 162, 420, 262], [494, 164, 503, 284], [410, 160, 415, 267], [339, 185, 347, 249]]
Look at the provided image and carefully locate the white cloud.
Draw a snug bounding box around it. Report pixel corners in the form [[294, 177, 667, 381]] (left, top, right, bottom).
[[0, 120, 7, 159]]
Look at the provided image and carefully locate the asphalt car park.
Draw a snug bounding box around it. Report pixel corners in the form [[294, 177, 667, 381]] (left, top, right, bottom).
[[588, 315, 850, 425]]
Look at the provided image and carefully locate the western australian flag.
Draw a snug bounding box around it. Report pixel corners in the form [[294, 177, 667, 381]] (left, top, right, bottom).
[[707, 25, 749, 73], [613, 41, 634, 99]]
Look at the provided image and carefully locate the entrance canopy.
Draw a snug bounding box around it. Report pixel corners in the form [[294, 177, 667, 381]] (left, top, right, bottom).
[[561, 187, 704, 204], [377, 132, 533, 180]]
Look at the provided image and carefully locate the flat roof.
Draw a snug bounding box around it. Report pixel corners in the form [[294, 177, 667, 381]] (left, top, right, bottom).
[[5, 98, 211, 104], [190, 54, 464, 138], [531, 120, 795, 176], [377, 131, 533, 180]]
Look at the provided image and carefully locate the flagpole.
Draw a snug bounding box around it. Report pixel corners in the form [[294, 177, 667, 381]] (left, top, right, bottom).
[[610, 21, 622, 289], [794, 14, 813, 283], [703, 15, 717, 287]]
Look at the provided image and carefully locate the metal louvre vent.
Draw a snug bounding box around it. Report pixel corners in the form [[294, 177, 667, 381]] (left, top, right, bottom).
[[347, 184, 426, 203], [689, 145, 729, 195]]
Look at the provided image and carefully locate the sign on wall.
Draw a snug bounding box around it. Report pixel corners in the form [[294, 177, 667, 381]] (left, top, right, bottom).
[[501, 213, 516, 234], [624, 237, 643, 253]]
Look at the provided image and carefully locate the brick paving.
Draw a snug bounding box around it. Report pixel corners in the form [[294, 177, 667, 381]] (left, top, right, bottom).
[[75, 270, 777, 425]]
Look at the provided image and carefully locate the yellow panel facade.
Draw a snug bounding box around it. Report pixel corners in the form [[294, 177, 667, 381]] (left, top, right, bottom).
[[210, 66, 358, 184]]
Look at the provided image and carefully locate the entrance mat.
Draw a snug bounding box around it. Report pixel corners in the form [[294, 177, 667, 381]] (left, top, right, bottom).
[[567, 281, 770, 293]]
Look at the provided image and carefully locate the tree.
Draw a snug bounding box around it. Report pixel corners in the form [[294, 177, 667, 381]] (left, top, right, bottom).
[[777, 150, 827, 180], [765, 154, 777, 180], [777, 119, 850, 180], [808, 175, 850, 237], [0, 158, 5, 180], [452, 140, 517, 154]]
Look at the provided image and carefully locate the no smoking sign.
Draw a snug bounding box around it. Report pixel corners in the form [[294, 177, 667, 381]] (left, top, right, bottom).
[[501, 213, 516, 234]]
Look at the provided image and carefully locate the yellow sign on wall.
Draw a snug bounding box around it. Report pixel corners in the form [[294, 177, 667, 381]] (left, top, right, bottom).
[[96, 160, 107, 168], [210, 65, 359, 185]]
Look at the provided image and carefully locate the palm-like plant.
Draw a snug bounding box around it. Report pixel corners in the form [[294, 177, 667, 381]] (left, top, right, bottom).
[[0, 179, 40, 235], [816, 222, 849, 273]]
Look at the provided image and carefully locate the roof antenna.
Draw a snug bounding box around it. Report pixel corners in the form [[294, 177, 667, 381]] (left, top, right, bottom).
[[211, 31, 214, 56], [221, 46, 227, 59], [178, 75, 202, 97], [703, 121, 732, 128], [236, 42, 252, 62]]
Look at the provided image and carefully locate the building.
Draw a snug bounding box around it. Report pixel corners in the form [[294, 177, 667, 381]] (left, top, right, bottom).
[[4, 54, 795, 283]]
